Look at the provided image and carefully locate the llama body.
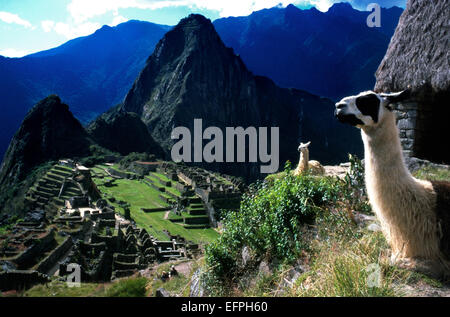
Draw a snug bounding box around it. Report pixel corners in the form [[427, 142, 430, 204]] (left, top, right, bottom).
[[294, 142, 324, 176], [335, 90, 449, 273]]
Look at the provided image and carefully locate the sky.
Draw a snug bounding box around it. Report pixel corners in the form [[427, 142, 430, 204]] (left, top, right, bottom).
[[0, 0, 406, 58]]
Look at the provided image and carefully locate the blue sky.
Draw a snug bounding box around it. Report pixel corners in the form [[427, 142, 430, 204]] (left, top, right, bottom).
[[0, 0, 406, 57]]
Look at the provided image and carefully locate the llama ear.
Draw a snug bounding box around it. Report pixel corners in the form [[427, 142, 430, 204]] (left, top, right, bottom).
[[305, 141, 311, 147], [380, 89, 411, 104]]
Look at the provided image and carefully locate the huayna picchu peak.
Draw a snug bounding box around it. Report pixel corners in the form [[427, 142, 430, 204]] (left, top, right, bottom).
[[119, 14, 362, 179]]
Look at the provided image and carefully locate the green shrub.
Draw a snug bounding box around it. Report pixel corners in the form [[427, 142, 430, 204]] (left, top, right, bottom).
[[105, 277, 148, 297], [205, 162, 343, 286], [342, 154, 371, 213]]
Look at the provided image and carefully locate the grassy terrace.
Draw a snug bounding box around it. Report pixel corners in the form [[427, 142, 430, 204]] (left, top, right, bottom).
[[92, 171, 218, 244]]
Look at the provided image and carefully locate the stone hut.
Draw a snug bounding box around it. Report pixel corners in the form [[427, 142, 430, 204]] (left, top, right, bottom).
[[375, 0, 449, 165]]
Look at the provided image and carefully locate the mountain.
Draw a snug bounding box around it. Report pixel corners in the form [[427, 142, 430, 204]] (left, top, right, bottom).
[[87, 107, 164, 156], [119, 14, 362, 180], [213, 3, 403, 100], [0, 95, 92, 187], [0, 3, 399, 163], [0, 20, 170, 161]]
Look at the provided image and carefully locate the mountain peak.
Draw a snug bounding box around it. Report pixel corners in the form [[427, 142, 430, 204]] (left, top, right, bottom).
[[179, 14, 212, 26], [0, 95, 92, 186], [173, 14, 216, 36], [119, 11, 361, 179], [285, 4, 300, 12], [327, 2, 354, 13]]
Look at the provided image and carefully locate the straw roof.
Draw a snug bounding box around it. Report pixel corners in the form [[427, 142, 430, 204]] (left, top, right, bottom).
[[375, 0, 449, 93]]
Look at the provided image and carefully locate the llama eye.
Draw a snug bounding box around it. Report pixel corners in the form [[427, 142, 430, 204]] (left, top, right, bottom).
[[355, 94, 380, 122]]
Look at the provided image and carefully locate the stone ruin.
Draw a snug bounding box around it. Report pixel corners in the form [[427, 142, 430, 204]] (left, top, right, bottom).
[[0, 161, 198, 292], [168, 163, 244, 227]]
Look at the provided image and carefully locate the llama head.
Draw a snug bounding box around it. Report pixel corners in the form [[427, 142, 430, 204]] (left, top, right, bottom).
[[298, 141, 311, 153], [335, 90, 410, 129]]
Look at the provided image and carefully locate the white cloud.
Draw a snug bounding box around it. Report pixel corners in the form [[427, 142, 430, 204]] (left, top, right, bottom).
[[0, 48, 31, 58], [41, 19, 101, 39], [41, 20, 55, 32], [67, 0, 315, 22], [110, 15, 128, 26], [0, 11, 33, 28]]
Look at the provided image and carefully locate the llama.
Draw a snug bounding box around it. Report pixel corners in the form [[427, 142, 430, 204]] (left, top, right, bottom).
[[335, 90, 450, 275], [293, 141, 325, 176]]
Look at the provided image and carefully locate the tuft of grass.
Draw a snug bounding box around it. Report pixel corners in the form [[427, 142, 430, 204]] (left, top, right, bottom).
[[291, 231, 405, 297], [24, 280, 107, 297], [105, 277, 149, 297], [414, 166, 450, 182], [147, 260, 199, 297]]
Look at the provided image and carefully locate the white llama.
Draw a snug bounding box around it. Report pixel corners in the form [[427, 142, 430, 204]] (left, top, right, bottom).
[[335, 90, 450, 275], [293, 141, 324, 176]]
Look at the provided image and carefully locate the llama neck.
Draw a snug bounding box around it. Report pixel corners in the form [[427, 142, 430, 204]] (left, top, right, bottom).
[[299, 149, 309, 170], [362, 113, 413, 188]]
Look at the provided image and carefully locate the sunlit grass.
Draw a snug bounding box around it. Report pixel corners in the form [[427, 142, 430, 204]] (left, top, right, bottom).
[[94, 177, 218, 244]]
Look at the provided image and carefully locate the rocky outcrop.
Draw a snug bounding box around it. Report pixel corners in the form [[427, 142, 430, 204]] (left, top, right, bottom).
[[119, 14, 362, 179], [87, 108, 163, 156], [0, 95, 92, 186]]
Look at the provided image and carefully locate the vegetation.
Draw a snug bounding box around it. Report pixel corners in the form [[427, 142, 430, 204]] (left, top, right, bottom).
[[0, 162, 53, 216], [119, 152, 157, 169], [147, 260, 200, 297], [93, 176, 218, 244], [414, 166, 450, 182], [204, 162, 347, 292], [79, 144, 117, 167], [291, 231, 403, 297], [24, 277, 149, 297], [203, 157, 401, 296], [24, 281, 108, 297], [105, 277, 148, 297]]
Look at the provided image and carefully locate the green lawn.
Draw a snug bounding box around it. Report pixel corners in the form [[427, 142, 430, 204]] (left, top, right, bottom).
[[93, 177, 218, 244]]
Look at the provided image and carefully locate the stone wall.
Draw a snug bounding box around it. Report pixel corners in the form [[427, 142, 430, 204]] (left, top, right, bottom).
[[12, 229, 56, 269], [0, 270, 50, 291], [394, 101, 419, 159], [36, 237, 73, 274]]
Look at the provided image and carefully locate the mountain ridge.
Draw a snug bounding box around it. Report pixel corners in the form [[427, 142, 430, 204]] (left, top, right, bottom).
[[0, 3, 400, 163], [119, 13, 362, 180]]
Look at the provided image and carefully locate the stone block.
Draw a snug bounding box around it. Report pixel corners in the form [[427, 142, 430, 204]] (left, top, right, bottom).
[[398, 119, 415, 130]]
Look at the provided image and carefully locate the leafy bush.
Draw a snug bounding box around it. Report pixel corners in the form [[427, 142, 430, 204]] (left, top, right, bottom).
[[79, 145, 117, 167], [342, 154, 371, 213], [205, 162, 343, 285], [105, 277, 148, 297]]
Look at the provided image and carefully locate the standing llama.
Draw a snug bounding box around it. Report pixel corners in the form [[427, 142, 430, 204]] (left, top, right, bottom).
[[293, 141, 325, 176], [335, 90, 450, 275]]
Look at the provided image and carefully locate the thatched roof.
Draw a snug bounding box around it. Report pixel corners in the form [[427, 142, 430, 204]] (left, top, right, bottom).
[[375, 0, 449, 93]]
